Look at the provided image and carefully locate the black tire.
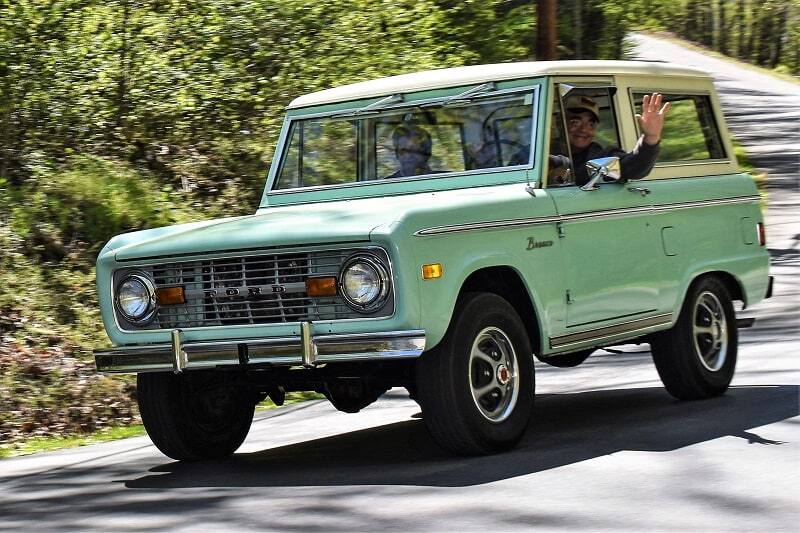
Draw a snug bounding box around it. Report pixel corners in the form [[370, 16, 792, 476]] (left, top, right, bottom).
[[539, 349, 594, 368], [650, 277, 738, 400], [137, 370, 256, 461], [416, 292, 535, 455]]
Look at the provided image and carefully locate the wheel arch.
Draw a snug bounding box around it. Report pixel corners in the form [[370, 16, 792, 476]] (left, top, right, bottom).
[[686, 270, 746, 306], [456, 265, 544, 355]]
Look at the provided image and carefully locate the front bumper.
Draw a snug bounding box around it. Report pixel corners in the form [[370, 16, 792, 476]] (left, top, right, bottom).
[[94, 327, 426, 374]]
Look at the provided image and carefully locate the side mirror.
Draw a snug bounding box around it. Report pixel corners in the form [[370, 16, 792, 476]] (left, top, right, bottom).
[[581, 157, 621, 191]]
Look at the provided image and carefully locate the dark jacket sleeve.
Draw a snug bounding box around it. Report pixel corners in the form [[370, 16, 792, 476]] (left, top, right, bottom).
[[608, 136, 660, 182]]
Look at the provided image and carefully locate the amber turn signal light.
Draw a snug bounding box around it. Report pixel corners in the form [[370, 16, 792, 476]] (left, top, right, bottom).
[[306, 277, 338, 297], [155, 286, 186, 305], [422, 263, 443, 280]]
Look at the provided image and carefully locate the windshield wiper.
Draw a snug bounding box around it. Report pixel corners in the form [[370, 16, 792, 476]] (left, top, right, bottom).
[[329, 81, 497, 119], [332, 94, 404, 119], [421, 82, 497, 108]]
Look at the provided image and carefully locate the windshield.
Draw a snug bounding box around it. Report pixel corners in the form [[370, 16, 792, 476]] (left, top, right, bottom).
[[273, 92, 535, 190]]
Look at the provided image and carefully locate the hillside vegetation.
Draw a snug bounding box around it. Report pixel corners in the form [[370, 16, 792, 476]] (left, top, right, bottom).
[[0, 0, 793, 448]]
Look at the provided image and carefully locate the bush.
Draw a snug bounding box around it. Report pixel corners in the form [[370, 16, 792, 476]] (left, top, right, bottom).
[[7, 155, 196, 261]]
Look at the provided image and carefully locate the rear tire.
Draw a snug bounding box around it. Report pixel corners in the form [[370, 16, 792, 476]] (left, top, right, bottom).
[[650, 277, 738, 400], [137, 371, 256, 461], [417, 292, 534, 455]]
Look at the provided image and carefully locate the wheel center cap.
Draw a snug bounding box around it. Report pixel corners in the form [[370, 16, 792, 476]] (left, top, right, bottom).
[[496, 364, 511, 385]]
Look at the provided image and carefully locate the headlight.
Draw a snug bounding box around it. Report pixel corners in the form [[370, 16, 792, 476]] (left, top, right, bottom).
[[115, 273, 156, 323], [338, 254, 390, 312]]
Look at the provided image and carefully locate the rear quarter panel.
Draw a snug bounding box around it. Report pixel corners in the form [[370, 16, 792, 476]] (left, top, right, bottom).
[[645, 173, 769, 317]]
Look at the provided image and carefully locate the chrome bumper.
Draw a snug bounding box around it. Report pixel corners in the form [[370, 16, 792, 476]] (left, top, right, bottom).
[[94, 326, 426, 374]]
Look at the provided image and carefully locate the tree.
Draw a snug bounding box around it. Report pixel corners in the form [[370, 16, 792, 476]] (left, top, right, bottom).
[[537, 0, 557, 59]]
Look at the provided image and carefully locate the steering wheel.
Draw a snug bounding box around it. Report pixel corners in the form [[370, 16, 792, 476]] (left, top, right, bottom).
[[497, 139, 529, 165]]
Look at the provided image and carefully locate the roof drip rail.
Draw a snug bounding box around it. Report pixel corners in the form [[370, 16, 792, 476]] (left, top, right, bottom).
[[421, 82, 497, 108]]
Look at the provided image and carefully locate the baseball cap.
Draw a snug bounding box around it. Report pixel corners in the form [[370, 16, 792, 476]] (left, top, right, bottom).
[[565, 95, 600, 122]]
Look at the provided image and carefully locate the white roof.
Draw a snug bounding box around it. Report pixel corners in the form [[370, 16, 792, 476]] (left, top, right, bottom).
[[288, 60, 710, 109]]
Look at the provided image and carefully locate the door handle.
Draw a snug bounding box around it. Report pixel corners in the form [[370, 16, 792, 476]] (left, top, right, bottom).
[[628, 187, 651, 197]]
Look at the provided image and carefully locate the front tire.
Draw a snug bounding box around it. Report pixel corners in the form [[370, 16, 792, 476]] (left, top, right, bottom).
[[650, 277, 738, 400], [417, 292, 535, 455], [137, 370, 256, 461]]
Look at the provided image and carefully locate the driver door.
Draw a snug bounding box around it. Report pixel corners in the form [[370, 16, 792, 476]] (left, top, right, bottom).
[[546, 84, 659, 330]]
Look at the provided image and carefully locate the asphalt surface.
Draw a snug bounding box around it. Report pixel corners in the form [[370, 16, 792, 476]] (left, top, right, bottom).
[[1, 34, 798, 531]]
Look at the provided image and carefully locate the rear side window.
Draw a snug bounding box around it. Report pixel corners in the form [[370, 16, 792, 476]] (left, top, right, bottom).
[[632, 93, 726, 162]]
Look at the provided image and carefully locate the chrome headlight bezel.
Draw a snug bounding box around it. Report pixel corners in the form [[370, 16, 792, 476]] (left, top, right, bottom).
[[338, 254, 391, 313], [114, 272, 157, 324]]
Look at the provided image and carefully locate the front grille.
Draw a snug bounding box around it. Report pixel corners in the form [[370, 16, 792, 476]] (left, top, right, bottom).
[[116, 248, 391, 330]]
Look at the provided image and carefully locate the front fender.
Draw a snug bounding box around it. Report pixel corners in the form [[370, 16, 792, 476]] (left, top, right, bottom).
[[413, 241, 557, 350]]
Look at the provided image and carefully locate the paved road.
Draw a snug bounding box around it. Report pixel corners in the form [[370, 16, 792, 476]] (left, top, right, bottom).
[[1, 34, 798, 531]]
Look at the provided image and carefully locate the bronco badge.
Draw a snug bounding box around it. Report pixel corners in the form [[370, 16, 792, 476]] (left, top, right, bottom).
[[526, 237, 554, 250]]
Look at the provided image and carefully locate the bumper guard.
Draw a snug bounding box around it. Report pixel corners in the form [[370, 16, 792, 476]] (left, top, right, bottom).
[[94, 324, 426, 374]]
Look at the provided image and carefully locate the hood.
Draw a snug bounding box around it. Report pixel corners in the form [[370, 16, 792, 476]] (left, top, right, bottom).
[[109, 198, 406, 261]]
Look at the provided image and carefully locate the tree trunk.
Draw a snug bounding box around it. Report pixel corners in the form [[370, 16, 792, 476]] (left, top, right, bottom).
[[736, 0, 746, 58], [574, 0, 582, 59], [746, 0, 756, 60], [701, 1, 714, 47], [684, 0, 698, 42], [116, 0, 130, 130], [536, 0, 557, 60], [771, 3, 788, 68], [717, 0, 727, 54], [755, 6, 773, 65]]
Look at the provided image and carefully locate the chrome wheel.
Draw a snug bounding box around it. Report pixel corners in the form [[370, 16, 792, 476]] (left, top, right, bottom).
[[692, 291, 728, 372], [469, 326, 520, 423]]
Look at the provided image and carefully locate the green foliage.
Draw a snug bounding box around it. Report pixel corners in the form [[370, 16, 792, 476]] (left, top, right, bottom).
[[0, 0, 787, 446], [8, 155, 195, 257], [0, 425, 147, 458], [257, 391, 326, 411], [0, 0, 478, 445]]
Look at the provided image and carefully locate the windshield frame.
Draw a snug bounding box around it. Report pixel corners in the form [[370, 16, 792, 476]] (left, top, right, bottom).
[[263, 80, 542, 200]]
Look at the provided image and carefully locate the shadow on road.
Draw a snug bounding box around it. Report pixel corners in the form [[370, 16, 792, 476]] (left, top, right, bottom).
[[123, 385, 798, 489]]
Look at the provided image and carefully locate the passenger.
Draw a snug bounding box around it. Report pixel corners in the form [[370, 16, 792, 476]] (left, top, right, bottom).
[[384, 124, 434, 179], [553, 92, 671, 186]]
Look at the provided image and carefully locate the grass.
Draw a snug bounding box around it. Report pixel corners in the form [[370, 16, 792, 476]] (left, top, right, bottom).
[[732, 138, 767, 208], [0, 391, 326, 459], [0, 425, 147, 458], [256, 391, 326, 411]]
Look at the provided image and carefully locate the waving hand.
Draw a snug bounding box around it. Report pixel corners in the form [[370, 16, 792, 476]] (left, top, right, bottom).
[[636, 93, 671, 145]]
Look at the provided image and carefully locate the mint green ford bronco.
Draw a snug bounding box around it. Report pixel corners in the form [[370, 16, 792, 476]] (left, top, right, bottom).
[[94, 61, 772, 460]]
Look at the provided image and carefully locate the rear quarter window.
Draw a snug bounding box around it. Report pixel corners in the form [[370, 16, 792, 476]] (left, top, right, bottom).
[[632, 92, 726, 162]]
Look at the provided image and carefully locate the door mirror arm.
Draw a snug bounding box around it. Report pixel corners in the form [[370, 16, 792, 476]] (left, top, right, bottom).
[[580, 157, 622, 191]]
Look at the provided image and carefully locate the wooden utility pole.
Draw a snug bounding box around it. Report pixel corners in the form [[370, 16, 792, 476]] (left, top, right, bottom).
[[537, 0, 557, 60]]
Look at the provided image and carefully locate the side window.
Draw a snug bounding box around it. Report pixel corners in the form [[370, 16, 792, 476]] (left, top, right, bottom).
[[547, 86, 621, 187], [632, 93, 726, 162]]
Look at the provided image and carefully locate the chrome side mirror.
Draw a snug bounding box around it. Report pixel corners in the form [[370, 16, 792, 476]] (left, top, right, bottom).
[[581, 157, 621, 191]]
